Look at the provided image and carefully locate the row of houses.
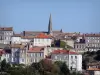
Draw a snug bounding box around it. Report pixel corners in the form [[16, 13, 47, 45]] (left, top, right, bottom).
[[0, 32, 82, 72]]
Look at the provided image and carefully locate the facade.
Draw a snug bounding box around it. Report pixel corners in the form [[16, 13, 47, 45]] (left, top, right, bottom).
[[85, 34, 100, 51], [0, 27, 13, 44], [74, 43, 86, 52], [19, 46, 44, 65], [33, 33, 52, 46], [51, 50, 82, 71], [44, 47, 63, 57], [11, 34, 22, 44], [87, 62, 100, 75], [10, 44, 23, 64]]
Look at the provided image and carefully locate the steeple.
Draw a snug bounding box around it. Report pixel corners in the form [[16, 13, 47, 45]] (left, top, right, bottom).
[[48, 14, 52, 34], [60, 29, 63, 33]]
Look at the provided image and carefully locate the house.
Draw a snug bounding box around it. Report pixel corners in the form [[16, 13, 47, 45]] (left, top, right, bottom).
[[11, 34, 32, 45], [11, 34, 22, 44], [44, 47, 63, 57], [19, 46, 44, 65], [51, 50, 82, 72], [10, 44, 25, 64], [87, 62, 100, 75], [0, 27, 13, 44], [33, 33, 52, 46], [85, 33, 100, 52], [0, 44, 11, 63]]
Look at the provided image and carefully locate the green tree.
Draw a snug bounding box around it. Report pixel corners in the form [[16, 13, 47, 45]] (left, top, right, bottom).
[[60, 41, 66, 49], [54, 61, 70, 75]]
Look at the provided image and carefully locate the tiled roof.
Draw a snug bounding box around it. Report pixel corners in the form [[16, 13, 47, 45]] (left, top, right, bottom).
[[12, 34, 22, 37], [0, 27, 13, 31], [84, 33, 100, 37], [0, 50, 5, 56], [35, 33, 51, 39], [10, 44, 25, 49], [27, 46, 44, 53], [21, 36, 35, 39], [52, 50, 78, 54], [87, 68, 100, 71], [53, 31, 62, 33], [87, 62, 100, 66]]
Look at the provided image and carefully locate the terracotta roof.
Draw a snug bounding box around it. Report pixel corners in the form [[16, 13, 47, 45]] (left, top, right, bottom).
[[27, 46, 44, 53], [0, 27, 13, 31], [35, 33, 51, 39], [52, 50, 78, 54], [0, 50, 5, 56], [87, 68, 100, 71]]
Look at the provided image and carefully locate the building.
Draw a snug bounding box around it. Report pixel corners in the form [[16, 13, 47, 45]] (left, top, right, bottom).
[[51, 50, 82, 71], [33, 33, 52, 47], [19, 45, 44, 65], [44, 47, 63, 57], [0, 27, 13, 44], [10, 44, 25, 64], [87, 62, 100, 75], [21, 14, 63, 37], [85, 34, 100, 51]]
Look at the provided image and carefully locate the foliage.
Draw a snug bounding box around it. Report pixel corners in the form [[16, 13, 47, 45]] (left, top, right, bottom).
[[0, 59, 83, 75], [60, 41, 66, 49], [94, 54, 100, 61]]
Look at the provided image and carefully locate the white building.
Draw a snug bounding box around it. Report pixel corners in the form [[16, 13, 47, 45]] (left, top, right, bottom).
[[11, 34, 32, 45], [33, 33, 52, 46], [51, 50, 82, 72]]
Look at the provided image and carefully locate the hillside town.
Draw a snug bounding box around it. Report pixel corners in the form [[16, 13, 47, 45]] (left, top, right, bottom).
[[0, 14, 100, 75]]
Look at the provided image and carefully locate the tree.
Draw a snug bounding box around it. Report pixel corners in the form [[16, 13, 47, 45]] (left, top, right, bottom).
[[94, 54, 100, 61], [60, 62, 70, 75], [54, 61, 70, 75], [60, 41, 66, 49], [0, 59, 7, 71]]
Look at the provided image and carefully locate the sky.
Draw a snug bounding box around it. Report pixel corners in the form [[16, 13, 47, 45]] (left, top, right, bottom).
[[0, 0, 100, 33]]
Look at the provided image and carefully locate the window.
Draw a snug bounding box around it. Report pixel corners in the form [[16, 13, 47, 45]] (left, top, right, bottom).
[[40, 53, 43, 57], [75, 56, 77, 59], [55, 56, 58, 59], [22, 59, 24, 62], [35, 53, 37, 57], [64, 56, 67, 59], [71, 56, 73, 59]]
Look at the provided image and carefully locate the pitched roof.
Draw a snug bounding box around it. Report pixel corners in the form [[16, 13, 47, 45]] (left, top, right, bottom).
[[21, 36, 35, 39], [52, 50, 78, 54], [0, 44, 8, 49], [27, 46, 44, 53], [12, 34, 22, 37], [0, 50, 5, 56], [0, 27, 13, 31], [35, 33, 51, 39], [84, 33, 100, 37], [10, 44, 25, 49], [87, 68, 100, 71]]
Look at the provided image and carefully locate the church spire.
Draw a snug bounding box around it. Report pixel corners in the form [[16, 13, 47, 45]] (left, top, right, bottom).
[[48, 14, 52, 34]]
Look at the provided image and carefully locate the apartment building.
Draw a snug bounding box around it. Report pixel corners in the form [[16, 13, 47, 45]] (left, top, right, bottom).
[[0, 27, 13, 44], [51, 50, 82, 71], [33, 33, 52, 47], [85, 34, 100, 51]]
